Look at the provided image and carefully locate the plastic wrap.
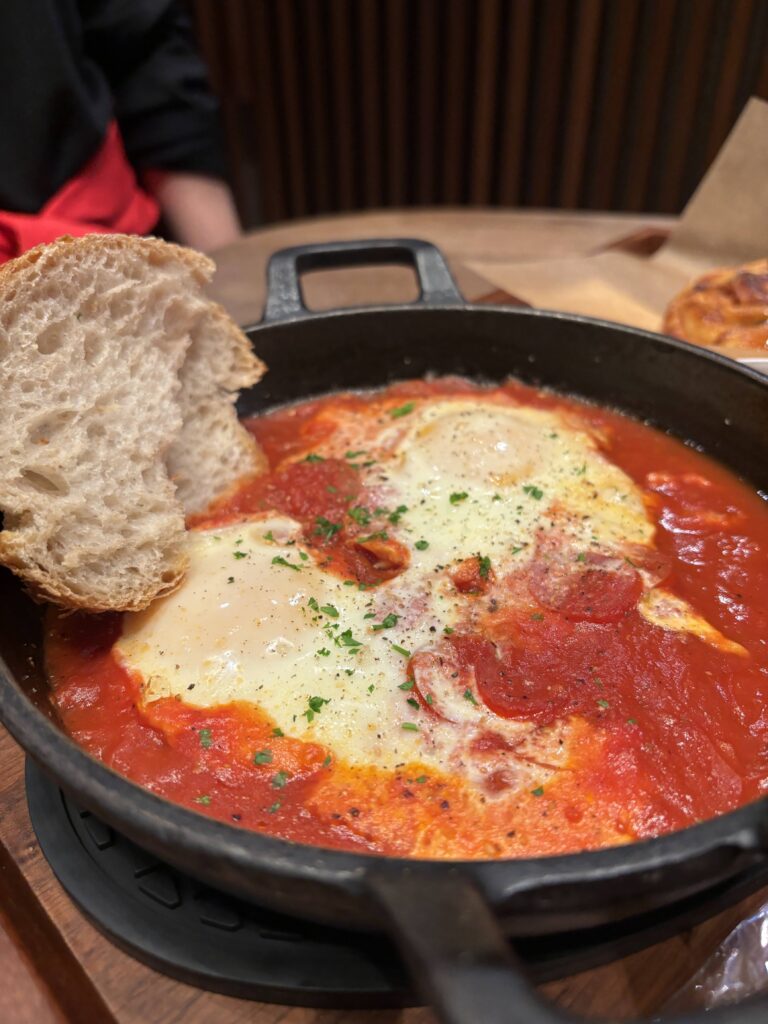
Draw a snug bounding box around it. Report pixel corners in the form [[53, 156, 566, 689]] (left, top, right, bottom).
[[662, 900, 768, 1013]]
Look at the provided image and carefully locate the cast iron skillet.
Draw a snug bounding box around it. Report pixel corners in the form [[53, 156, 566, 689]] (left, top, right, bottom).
[[2, 238, 768, 1023]]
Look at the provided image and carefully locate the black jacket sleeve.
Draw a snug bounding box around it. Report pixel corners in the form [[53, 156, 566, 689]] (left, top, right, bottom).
[[79, 0, 228, 179]]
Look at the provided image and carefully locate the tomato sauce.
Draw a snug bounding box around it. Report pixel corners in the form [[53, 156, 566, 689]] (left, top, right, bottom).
[[46, 377, 768, 858]]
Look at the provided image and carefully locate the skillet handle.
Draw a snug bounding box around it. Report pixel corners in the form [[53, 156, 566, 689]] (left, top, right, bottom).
[[262, 238, 463, 323], [366, 870, 768, 1024]]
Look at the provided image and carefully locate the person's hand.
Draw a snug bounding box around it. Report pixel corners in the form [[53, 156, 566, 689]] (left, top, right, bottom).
[[143, 171, 242, 252]]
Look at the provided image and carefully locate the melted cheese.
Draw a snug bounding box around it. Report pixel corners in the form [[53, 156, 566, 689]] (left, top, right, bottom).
[[639, 588, 747, 655], [118, 517, 436, 769], [116, 396, 740, 786]]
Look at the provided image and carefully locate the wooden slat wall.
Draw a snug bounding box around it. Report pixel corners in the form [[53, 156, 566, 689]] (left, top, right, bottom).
[[190, 0, 768, 226]]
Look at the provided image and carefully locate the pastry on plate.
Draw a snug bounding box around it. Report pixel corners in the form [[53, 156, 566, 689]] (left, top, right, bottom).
[[663, 258, 768, 352]]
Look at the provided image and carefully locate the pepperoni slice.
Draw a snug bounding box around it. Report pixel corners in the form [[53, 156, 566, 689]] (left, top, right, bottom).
[[429, 634, 582, 723], [412, 633, 594, 723], [528, 552, 642, 623], [348, 535, 410, 583], [622, 544, 672, 587], [410, 644, 473, 722], [450, 556, 493, 595]]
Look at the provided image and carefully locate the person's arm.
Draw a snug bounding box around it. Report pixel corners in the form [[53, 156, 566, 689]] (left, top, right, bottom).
[[83, 1, 241, 250], [142, 170, 241, 252]]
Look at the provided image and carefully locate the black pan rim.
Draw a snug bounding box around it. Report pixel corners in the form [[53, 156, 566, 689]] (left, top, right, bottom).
[[3, 301, 768, 903], [245, 301, 768, 394]]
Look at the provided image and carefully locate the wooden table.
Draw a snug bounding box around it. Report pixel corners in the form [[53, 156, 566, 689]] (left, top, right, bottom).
[[207, 207, 676, 324], [2, 207, 763, 1024]]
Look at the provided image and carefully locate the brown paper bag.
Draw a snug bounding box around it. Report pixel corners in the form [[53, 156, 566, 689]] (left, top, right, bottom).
[[468, 97, 768, 368]]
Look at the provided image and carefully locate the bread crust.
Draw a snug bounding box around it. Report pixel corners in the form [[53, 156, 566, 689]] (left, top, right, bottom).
[[0, 534, 189, 612], [0, 233, 215, 292]]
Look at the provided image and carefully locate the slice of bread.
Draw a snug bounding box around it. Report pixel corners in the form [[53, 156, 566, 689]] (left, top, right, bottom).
[[0, 234, 265, 612], [168, 301, 267, 514]]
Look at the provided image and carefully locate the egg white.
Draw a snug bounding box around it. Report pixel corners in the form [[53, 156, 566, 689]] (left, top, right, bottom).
[[368, 400, 653, 577], [116, 395, 740, 780]]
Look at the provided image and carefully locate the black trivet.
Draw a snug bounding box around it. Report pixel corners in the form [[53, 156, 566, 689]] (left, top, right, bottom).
[[25, 758, 768, 1008]]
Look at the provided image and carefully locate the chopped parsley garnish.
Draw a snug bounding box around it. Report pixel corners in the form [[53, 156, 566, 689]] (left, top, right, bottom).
[[320, 604, 339, 617], [576, 552, 586, 562], [401, 722, 420, 731], [399, 679, 415, 691], [272, 727, 284, 737], [597, 699, 610, 709], [627, 718, 638, 725], [337, 628, 363, 649], [388, 504, 408, 524], [253, 749, 273, 765], [315, 516, 342, 539], [304, 696, 330, 722], [349, 506, 371, 526], [492, 493, 502, 501], [415, 775, 428, 784], [343, 580, 356, 586], [263, 531, 275, 542], [345, 450, 366, 459], [575, 463, 587, 475], [267, 800, 281, 813], [511, 545, 524, 554], [194, 794, 212, 805], [299, 551, 309, 560], [449, 491, 468, 505], [316, 647, 331, 657], [326, 484, 338, 494], [390, 402, 415, 419], [367, 683, 375, 694], [304, 453, 325, 463], [308, 596, 320, 611], [323, 754, 332, 767], [233, 550, 247, 560], [406, 697, 420, 709], [531, 786, 544, 797], [415, 539, 429, 550], [359, 530, 388, 542], [272, 770, 290, 789], [372, 612, 399, 631], [425, 694, 434, 705], [530, 612, 544, 621], [272, 555, 300, 570], [199, 728, 213, 748], [477, 554, 491, 579], [463, 689, 478, 705], [443, 626, 454, 635], [523, 484, 544, 500], [391, 643, 411, 658]]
